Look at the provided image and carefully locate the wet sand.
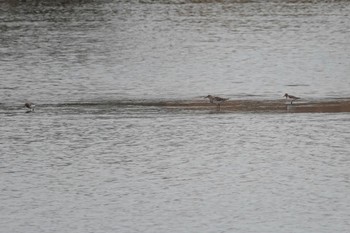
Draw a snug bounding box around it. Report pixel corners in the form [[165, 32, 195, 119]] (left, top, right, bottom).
[[162, 98, 350, 113]]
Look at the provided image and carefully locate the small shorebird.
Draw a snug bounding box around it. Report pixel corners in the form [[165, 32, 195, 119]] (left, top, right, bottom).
[[24, 102, 35, 112], [283, 93, 300, 104], [205, 95, 229, 111]]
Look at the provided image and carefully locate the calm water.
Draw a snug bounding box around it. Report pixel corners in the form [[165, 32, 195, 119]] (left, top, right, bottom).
[[1, 1, 350, 232]]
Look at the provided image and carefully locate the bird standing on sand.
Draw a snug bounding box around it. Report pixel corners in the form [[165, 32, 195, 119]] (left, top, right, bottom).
[[24, 102, 35, 112], [283, 93, 300, 105], [205, 95, 229, 111]]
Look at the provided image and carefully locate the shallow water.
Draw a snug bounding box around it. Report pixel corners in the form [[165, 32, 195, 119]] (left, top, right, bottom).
[[1, 107, 350, 233], [1, 1, 350, 233]]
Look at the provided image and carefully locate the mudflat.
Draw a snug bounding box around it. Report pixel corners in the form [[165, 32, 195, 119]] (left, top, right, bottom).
[[162, 98, 350, 113]]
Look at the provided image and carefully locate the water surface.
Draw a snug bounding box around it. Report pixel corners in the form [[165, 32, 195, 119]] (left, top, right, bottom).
[[1, 1, 350, 232], [1, 0, 349, 104]]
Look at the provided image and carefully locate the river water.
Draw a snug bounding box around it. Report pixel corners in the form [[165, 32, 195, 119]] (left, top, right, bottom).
[[1, 1, 350, 232]]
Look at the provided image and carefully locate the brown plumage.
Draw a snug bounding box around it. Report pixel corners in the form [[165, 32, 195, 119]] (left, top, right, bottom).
[[205, 95, 229, 111]]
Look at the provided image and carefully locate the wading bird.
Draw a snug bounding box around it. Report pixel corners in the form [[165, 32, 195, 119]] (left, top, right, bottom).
[[283, 93, 300, 105], [205, 95, 229, 111], [24, 102, 35, 112]]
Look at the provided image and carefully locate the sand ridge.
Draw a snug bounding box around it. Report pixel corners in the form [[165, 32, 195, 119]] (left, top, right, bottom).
[[162, 98, 350, 113]]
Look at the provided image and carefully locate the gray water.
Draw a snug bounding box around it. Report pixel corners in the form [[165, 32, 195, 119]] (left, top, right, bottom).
[[1, 1, 350, 232]]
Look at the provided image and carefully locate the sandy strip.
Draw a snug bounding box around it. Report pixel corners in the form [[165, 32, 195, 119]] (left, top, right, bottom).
[[162, 99, 350, 113]]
